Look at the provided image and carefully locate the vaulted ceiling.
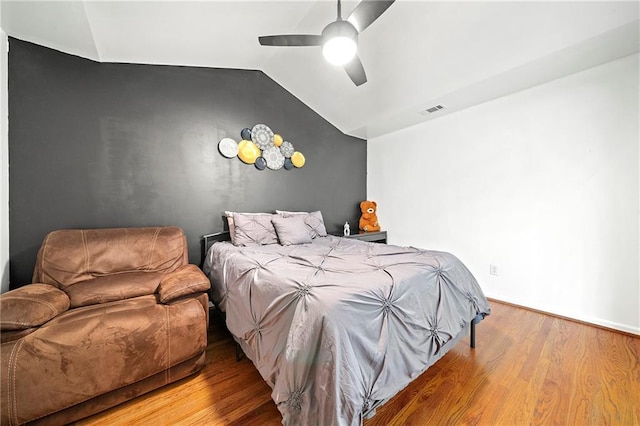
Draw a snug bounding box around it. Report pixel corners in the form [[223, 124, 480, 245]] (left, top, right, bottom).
[[1, 1, 638, 139]]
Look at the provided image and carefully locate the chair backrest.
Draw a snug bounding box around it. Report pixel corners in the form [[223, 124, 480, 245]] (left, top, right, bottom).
[[32, 227, 188, 288]]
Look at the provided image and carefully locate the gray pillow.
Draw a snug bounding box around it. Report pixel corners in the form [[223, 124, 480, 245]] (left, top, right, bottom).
[[225, 211, 272, 245], [232, 213, 278, 246], [272, 215, 313, 246], [277, 210, 328, 238]]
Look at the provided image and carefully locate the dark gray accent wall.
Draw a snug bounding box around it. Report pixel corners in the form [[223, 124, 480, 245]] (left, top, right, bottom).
[[8, 38, 366, 287]]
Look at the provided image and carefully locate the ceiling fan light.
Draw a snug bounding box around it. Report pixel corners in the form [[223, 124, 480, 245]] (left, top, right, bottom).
[[323, 37, 357, 66], [321, 20, 358, 66]]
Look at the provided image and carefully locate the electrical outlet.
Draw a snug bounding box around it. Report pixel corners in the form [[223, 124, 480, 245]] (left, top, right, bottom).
[[489, 264, 499, 276]]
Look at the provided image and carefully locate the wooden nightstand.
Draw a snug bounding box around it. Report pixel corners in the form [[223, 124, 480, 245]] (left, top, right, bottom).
[[343, 230, 387, 244]]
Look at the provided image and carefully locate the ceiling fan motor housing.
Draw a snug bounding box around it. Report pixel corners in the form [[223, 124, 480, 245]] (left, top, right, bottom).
[[322, 20, 359, 44]]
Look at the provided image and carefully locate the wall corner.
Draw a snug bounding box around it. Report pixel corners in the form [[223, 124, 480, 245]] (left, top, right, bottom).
[[1, 29, 9, 293]]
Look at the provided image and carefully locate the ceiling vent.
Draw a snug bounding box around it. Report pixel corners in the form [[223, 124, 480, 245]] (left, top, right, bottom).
[[420, 105, 445, 115]]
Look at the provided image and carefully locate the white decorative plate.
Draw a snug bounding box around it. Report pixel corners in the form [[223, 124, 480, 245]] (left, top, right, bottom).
[[218, 138, 238, 158], [263, 146, 285, 170], [251, 124, 274, 150], [280, 141, 295, 158]]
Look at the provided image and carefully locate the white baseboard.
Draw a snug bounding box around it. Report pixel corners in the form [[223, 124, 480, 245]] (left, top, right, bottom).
[[487, 295, 640, 336]]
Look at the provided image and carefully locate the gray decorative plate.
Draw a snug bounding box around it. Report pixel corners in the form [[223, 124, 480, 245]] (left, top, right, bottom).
[[218, 138, 238, 158], [280, 141, 295, 158], [255, 157, 267, 170], [284, 158, 294, 170], [263, 146, 285, 170], [251, 124, 274, 150]]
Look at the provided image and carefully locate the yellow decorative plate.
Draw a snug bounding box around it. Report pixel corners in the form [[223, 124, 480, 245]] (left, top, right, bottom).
[[237, 140, 260, 164], [291, 151, 305, 168]]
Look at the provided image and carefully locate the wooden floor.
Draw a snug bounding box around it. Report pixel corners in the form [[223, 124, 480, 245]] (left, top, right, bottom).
[[78, 301, 640, 425]]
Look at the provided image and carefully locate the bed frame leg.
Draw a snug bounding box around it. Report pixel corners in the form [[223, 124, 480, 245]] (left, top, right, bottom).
[[470, 319, 476, 349], [236, 342, 244, 362]]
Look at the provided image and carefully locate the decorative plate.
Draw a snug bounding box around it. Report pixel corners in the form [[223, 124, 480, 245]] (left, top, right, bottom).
[[251, 124, 274, 150], [218, 138, 238, 158], [241, 128, 252, 141], [284, 158, 294, 170], [280, 141, 295, 158], [263, 146, 285, 170], [237, 140, 260, 164], [291, 151, 306, 168], [255, 157, 267, 170]]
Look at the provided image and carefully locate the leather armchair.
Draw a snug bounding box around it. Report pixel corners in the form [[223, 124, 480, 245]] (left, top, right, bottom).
[[1, 227, 210, 425]]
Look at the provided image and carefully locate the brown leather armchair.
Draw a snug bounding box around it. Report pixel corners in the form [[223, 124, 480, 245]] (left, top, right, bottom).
[[0, 227, 210, 425]]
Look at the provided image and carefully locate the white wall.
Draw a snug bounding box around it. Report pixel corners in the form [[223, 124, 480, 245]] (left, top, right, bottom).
[[1, 28, 8, 293], [368, 54, 639, 334]]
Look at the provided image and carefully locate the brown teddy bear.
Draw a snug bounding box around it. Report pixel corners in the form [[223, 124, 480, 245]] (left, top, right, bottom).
[[359, 200, 381, 232]]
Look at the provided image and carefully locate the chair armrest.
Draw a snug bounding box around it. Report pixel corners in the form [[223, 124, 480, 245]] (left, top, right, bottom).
[[0, 284, 70, 330], [157, 264, 210, 304]]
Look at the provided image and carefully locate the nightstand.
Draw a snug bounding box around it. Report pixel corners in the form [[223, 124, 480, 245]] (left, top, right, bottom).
[[343, 230, 387, 244]]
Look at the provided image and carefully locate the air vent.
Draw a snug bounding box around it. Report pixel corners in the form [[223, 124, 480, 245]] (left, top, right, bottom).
[[419, 105, 445, 115]]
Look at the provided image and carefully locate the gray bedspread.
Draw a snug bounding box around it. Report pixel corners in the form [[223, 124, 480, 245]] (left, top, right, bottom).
[[203, 235, 490, 425]]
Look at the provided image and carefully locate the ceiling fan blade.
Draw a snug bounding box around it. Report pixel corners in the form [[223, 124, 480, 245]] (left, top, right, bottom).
[[344, 55, 367, 86], [347, 0, 395, 33], [258, 35, 323, 47]]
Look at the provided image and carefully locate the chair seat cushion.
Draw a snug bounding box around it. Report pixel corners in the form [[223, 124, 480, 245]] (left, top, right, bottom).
[[0, 284, 70, 331]]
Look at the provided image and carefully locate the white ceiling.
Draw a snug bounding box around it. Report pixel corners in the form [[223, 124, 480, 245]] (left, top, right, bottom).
[[1, 0, 639, 139]]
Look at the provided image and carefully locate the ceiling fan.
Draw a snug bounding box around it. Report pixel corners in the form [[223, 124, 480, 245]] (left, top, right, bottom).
[[258, 0, 395, 86]]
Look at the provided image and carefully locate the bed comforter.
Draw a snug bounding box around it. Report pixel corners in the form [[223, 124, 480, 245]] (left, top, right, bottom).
[[203, 235, 490, 425]]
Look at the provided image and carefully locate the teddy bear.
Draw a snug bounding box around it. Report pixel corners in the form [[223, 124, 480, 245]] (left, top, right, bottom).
[[359, 200, 381, 232]]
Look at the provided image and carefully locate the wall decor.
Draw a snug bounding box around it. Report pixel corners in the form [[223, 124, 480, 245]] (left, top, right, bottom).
[[218, 137, 238, 158], [218, 123, 306, 171], [237, 139, 260, 164]]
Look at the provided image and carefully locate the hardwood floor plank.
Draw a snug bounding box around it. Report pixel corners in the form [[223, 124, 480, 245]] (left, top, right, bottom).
[[77, 302, 639, 426], [533, 318, 575, 425], [517, 314, 553, 383]]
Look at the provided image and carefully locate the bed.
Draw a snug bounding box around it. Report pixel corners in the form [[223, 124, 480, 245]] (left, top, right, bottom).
[[202, 211, 491, 426]]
